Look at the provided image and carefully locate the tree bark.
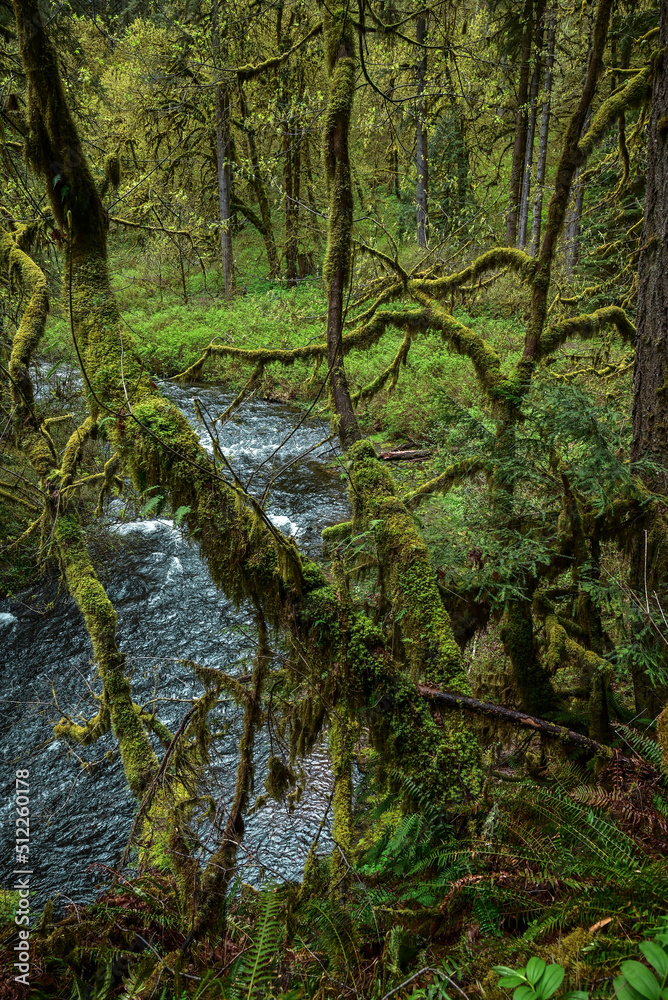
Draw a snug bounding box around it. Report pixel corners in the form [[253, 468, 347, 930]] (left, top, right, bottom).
[[285, 112, 301, 285], [323, 3, 361, 449], [238, 82, 279, 278], [517, 1, 546, 249], [524, 0, 613, 365], [213, 0, 234, 298], [564, 105, 591, 275], [630, 0, 668, 717], [631, 9, 668, 488], [416, 685, 625, 760], [530, 0, 556, 255], [506, 0, 534, 246], [416, 15, 429, 248]]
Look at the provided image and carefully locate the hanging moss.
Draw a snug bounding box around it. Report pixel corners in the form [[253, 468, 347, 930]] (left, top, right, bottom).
[[264, 755, 297, 801], [577, 66, 652, 163], [347, 439, 466, 689], [501, 600, 557, 716], [541, 305, 636, 358]]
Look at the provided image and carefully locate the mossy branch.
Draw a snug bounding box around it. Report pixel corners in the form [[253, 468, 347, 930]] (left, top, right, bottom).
[[577, 66, 653, 164], [344, 280, 403, 328], [540, 305, 636, 357], [409, 247, 536, 299], [174, 309, 430, 383], [543, 614, 609, 676], [417, 684, 615, 759], [2, 514, 42, 553], [351, 332, 411, 406], [53, 702, 111, 746], [402, 458, 482, 511], [216, 362, 264, 425], [410, 289, 506, 399], [0, 486, 40, 511], [348, 439, 467, 690], [236, 22, 323, 81], [182, 613, 273, 947]]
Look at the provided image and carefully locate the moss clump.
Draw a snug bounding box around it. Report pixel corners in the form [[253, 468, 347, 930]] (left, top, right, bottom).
[[264, 755, 297, 801], [347, 439, 465, 689]]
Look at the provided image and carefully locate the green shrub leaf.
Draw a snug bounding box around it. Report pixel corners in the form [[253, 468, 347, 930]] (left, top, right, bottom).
[[526, 957, 546, 986], [639, 943, 668, 981], [620, 962, 661, 1000], [537, 964, 565, 999]]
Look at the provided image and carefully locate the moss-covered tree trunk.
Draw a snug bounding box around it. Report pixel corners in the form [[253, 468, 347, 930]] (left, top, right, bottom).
[[416, 15, 429, 248], [517, 0, 546, 250], [631, 0, 668, 719], [322, 2, 361, 449], [213, 0, 234, 298], [631, 3, 668, 490], [506, 0, 534, 246], [238, 81, 279, 278], [530, 0, 556, 255]]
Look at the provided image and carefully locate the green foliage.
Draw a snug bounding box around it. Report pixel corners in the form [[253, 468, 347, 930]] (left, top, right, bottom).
[[225, 890, 283, 999], [614, 923, 668, 1000], [494, 957, 586, 1000]]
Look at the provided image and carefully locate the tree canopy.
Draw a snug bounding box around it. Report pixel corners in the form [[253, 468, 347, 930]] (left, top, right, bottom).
[[1, 0, 668, 996]]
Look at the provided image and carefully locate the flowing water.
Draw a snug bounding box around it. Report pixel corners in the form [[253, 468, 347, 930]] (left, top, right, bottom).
[[0, 381, 350, 906]]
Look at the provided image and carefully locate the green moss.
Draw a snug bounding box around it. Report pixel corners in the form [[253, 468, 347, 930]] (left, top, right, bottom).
[[347, 439, 465, 688], [577, 66, 652, 162], [501, 601, 556, 715]]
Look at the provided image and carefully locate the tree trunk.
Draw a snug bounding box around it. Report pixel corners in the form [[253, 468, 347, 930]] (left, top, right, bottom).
[[506, 0, 534, 246], [323, 3, 361, 449], [416, 15, 429, 247], [518, 0, 546, 250], [285, 112, 301, 285], [284, 118, 296, 284], [238, 82, 279, 278], [212, 0, 234, 297], [386, 76, 399, 195], [563, 108, 592, 276], [302, 135, 321, 255], [530, 0, 556, 255], [630, 0, 668, 718]]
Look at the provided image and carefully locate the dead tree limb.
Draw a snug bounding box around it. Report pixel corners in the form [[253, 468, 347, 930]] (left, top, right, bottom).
[[416, 684, 615, 758]]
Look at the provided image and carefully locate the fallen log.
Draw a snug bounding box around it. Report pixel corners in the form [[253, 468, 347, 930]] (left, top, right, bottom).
[[416, 683, 615, 759], [380, 449, 432, 461]]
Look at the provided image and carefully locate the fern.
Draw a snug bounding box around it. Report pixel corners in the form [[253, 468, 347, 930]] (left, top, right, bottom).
[[227, 890, 282, 999], [615, 724, 664, 767]]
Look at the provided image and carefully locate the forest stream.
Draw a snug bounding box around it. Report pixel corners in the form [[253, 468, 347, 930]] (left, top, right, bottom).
[[0, 382, 350, 907]]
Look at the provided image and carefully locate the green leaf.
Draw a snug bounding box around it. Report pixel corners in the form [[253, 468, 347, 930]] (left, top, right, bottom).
[[621, 962, 661, 1000], [536, 964, 565, 999], [513, 986, 537, 1000], [614, 975, 646, 1000], [44, 360, 64, 380], [173, 505, 191, 526], [142, 494, 164, 516], [561, 992, 590, 1000], [498, 976, 526, 988], [526, 957, 546, 986], [494, 967, 523, 978], [639, 943, 668, 980]]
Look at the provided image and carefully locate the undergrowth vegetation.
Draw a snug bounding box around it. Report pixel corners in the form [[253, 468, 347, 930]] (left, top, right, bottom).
[[2, 0, 668, 996]]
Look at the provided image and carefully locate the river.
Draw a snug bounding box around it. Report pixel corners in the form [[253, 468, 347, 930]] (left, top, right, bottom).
[[0, 380, 349, 908]]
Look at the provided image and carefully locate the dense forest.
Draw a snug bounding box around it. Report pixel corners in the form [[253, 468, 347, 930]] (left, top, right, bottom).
[[2, 0, 668, 996]]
